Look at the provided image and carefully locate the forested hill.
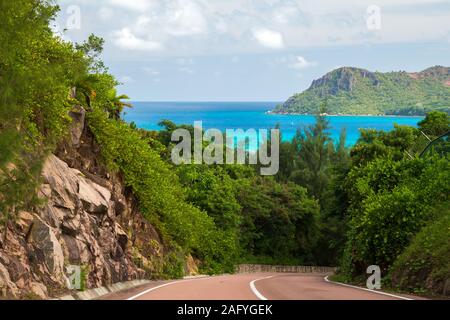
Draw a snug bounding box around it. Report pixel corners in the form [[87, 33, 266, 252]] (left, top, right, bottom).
[[273, 66, 450, 116]]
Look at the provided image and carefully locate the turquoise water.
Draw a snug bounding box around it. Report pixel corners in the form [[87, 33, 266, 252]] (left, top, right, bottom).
[[123, 101, 423, 146]]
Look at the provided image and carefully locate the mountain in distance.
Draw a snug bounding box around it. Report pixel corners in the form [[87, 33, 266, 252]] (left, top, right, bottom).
[[273, 66, 450, 116]]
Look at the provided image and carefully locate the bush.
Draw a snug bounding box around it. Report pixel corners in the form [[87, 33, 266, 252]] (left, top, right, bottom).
[[341, 156, 450, 276], [390, 205, 450, 296]]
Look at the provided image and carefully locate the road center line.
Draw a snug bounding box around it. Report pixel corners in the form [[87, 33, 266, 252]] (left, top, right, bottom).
[[250, 276, 275, 300], [324, 275, 413, 300]]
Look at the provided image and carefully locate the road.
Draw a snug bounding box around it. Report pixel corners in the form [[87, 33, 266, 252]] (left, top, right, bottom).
[[100, 273, 419, 300]]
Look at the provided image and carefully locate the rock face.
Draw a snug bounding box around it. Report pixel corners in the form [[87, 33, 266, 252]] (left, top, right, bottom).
[[0, 106, 170, 299], [309, 67, 380, 95]]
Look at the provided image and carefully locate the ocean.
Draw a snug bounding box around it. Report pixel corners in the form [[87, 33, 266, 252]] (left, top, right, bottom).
[[123, 101, 423, 147]]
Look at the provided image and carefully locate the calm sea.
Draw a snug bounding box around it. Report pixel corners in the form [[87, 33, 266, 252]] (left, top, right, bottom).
[[123, 101, 423, 146]]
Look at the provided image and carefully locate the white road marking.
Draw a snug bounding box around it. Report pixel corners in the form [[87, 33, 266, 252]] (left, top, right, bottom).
[[127, 277, 211, 300], [127, 281, 188, 300], [250, 276, 275, 301], [324, 275, 414, 300]]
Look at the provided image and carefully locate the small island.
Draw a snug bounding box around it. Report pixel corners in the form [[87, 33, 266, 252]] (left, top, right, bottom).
[[272, 66, 450, 116]]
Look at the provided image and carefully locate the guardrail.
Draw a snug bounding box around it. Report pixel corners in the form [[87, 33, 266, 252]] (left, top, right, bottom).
[[236, 264, 336, 274]]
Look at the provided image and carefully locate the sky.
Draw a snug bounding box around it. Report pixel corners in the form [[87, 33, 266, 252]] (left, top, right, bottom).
[[55, 0, 450, 101]]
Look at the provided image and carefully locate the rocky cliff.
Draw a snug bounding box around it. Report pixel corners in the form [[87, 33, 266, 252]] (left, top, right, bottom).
[[0, 106, 195, 299]]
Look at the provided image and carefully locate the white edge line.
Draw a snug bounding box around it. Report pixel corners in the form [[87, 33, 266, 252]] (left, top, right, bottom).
[[127, 277, 210, 301], [127, 281, 185, 300], [324, 275, 413, 300], [250, 276, 274, 301]]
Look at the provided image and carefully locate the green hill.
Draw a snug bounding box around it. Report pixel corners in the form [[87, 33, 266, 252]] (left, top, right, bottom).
[[273, 66, 450, 116]]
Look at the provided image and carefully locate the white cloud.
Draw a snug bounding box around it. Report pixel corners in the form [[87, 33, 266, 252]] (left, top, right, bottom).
[[59, 0, 450, 55], [164, 0, 208, 36], [253, 28, 284, 49], [108, 0, 152, 12], [291, 56, 317, 70], [272, 5, 300, 24], [113, 28, 163, 51]]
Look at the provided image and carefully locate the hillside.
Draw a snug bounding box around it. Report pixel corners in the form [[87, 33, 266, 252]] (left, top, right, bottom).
[[1, 1, 449, 300], [273, 66, 450, 116]]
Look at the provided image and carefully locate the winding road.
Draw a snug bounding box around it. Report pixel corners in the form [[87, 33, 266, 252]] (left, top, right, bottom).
[[100, 273, 419, 300]]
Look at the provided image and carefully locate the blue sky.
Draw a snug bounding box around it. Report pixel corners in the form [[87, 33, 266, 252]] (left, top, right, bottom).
[[55, 0, 450, 101]]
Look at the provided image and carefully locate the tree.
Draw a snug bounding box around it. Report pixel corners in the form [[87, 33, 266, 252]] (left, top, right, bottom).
[[290, 114, 335, 207], [237, 176, 319, 263], [75, 34, 106, 73], [107, 88, 132, 120], [0, 0, 87, 245], [418, 110, 450, 137]]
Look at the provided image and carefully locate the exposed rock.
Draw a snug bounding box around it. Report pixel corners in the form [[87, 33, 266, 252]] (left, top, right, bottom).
[[310, 67, 380, 95], [0, 108, 167, 299], [185, 254, 199, 276], [115, 223, 128, 252], [30, 216, 65, 280], [29, 282, 48, 300], [68, 105, 86, 147], [0, 262, 18, 298], [78, 178, 110, 214]]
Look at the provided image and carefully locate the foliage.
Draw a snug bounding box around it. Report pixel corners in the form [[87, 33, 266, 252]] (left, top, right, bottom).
[[0, 0, 88, 241], [418, 110, 450, 137], [341, 156, 450, 276], [87, 109, 238, 273], [389, 204, 450, 295], [275, 114, 350, 265], [274, 66, 450, 115], [350, 125, 421, 165], [237, 176, 320, 263], [1, 1, 448, 292]]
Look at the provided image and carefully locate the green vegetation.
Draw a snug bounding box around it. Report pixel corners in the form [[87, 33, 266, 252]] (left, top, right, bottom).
[[1, 0, 449, 296], [334, 113, 449, 296], [389, 205, 450, 295], [270, 111, 449, 295], [0, 0, 320, 275], [0, 0, 89, 244], [418, 110, 450, 136], [152, 122, 321, 267], [274, 66, 450, 115]]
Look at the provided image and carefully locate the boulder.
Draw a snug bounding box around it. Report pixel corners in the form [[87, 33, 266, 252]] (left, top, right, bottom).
[[30, 217, 65, 279], [68, 105, 86, 147], [78, 179, 110, 214]]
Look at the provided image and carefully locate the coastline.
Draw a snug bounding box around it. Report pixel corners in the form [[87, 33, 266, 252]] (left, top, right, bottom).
[[266, 111, 425, 118]]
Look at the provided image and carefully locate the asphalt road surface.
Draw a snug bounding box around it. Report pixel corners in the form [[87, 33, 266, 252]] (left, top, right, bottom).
[[101, 273, 419, 300]]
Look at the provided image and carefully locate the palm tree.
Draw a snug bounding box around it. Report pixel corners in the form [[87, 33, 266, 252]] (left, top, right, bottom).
[[107, 88, 132, 120]]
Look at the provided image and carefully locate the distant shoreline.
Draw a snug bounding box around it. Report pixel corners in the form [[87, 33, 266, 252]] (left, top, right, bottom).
[[266, 111, 424, 118]]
